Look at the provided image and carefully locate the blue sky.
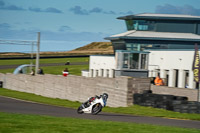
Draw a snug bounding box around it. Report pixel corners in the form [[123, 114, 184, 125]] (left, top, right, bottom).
[[0, 0, 200, 52]]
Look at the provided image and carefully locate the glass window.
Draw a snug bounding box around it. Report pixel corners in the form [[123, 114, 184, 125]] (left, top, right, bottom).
[[126, 43, 132, 47], [125, 20, 155, 31], [123, 53, 129, 68], [126, 43, 141, 51], [120, 52, 148, 70], [125, 42, 195, 51], [133, 20, 148, 31], [130, 53, 139, 69], [198, 24, 200, 35], [125, 20, 134, 30], [156, 22, 195, 33], [141, 54, 147, 69], [127, 48, 132, 51]]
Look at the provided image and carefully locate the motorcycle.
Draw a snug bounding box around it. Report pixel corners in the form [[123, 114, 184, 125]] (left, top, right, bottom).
[[77, 93, 108, 115]]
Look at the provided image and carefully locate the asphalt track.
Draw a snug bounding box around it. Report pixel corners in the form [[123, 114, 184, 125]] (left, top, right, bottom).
[[0, 96, 200, 129]]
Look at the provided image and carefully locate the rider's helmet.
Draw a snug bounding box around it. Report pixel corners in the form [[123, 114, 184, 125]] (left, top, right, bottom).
[[102, 93, 108, 99]]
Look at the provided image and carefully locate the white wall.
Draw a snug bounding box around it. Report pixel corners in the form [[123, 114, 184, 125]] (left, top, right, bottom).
[[88, 51, 196, 88], [148, 50, 196, 89], [90, 55, 116, 69], [90, 51, 195, 71], [148, 50, 194, 70], [88, 55, 116, 78]]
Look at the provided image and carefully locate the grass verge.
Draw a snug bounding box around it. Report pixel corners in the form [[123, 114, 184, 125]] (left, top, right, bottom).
[[0, 57, 89, 66], [0, 64, 89, 76], [0, 112, 200, 133], [0, 88, 200, 121], [0, 57, 89, 75]]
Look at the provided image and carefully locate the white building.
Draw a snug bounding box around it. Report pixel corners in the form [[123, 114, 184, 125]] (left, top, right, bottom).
[[82, 13, 200, 89]]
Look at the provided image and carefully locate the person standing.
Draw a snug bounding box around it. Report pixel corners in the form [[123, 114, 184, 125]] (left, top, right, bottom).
[[62, 68, 69, 77], [30, 69, 35, 76], [37, 68, 44, 75], [154, 75, 164, 86]]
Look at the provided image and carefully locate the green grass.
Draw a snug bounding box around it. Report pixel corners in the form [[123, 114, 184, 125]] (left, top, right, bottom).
[[40, 65, 89, 75], [0, 112, 199, 133], [0, 88, 80, 109], [104, 105, 200, 121], [0, 57, 89, 65], [0, 65, 89, 75], [0, 68, 14, 74], [0, 88, 200, 121], [0, 57, 89, 75], [1, 57, 200, 121]]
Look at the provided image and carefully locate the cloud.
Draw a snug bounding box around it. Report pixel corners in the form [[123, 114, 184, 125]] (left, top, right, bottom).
[[0, 0, 25, 11], [0, 24, 108, 42], [40, 31, 108, 42], [0, 1, 5, 6], [28, 7, 42, 12], [69, 5, 133, 15], [103, 10, 116, 15], [155, 4, 200, 16], [44, 7, 63, 13], [0, 23, 11, 29], [59, 26, 73, 32], [0, 1, 62, 13], [119, 11, 134, 15], [29, 7, 63, 13], [89, 7, 103, 13], [69, 6, 89, 15], [0, 24, 109, 52]]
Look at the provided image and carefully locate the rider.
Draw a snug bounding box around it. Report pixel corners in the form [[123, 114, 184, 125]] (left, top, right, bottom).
[[86, 93, 108, 107]]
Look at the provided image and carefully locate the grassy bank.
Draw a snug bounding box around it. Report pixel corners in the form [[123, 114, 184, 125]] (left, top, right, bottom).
[[0, 112, 199, 133], [0, 88, 200, 121]]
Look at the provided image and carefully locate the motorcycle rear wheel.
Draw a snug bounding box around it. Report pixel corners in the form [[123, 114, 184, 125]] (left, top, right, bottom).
[[92, 104, 102, 115], [77, 106, 84, 114]]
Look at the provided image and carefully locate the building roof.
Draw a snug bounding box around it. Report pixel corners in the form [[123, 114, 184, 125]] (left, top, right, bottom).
[[117, 13, 200, 21], [105, 30, 200, 42]]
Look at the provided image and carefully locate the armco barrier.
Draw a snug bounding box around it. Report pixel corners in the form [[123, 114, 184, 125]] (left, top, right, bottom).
[[0, 73, 151, 107]]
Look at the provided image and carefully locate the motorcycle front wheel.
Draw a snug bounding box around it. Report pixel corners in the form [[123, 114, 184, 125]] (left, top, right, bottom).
[[92, 103, 102, 115], [77, 106, 84, 114]]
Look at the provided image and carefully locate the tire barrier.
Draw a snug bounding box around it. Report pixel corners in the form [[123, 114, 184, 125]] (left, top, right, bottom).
[[133, 91, 200, 114]]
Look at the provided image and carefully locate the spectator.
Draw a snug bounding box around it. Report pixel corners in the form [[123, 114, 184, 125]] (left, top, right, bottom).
[[37, 68, 44, 75], [154, 75, 164, 86], [30, 69, 35, 76], [19, 69, 23, 74], [62, 68, 69, 77]]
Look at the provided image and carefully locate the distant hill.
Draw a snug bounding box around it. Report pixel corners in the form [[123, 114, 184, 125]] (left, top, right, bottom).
[[66, 42, 114, 55], [0, 42, 114, 58]]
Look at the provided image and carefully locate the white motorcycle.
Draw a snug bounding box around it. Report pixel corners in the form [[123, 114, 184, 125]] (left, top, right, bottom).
[[77, 93, 108, 115]]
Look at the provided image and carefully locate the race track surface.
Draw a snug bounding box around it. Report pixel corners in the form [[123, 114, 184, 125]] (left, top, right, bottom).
[[0, 96, 200, 129]]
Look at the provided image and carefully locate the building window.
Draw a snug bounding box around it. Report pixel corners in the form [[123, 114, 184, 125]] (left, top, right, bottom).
[[125, 20, 155, 31], [126, 43, 195, 51], [126, 43, 141, 51], [133, 20, 148, 30], [141, 54, 147, 69], [117, 51, 149, 70], [123, 53, 129, 68], [130, 53, 139, 69]]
